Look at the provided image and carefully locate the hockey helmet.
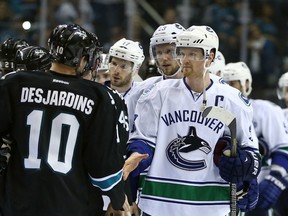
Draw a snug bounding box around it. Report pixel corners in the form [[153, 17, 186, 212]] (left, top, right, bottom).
[[208, 51, 225, 76], [277, 72, 288, 100], [222, 62, 252, 97], [0, 38, 29, 74], [176, 25, 219, 61], [108, 38, 145, 73], [48, 24, 101, 70]]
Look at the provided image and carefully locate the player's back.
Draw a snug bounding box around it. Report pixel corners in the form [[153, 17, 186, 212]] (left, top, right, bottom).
[[0, 70, 126, 216]]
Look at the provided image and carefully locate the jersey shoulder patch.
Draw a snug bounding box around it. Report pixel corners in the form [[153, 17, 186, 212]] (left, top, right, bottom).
[[238, 92, 251, 106]]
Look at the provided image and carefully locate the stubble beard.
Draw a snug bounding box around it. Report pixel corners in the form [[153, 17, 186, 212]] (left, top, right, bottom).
[[111, 73, 132, 88]]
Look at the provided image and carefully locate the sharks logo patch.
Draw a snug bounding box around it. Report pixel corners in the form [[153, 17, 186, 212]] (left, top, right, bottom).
[[166, 126, 211, 171]]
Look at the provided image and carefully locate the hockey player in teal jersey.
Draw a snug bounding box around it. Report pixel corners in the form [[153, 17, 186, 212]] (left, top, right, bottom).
[[0, 24, 131, 216], [0, 38, 29, 77], [223, 62, 288, 216], [123, 26, 261, 216]]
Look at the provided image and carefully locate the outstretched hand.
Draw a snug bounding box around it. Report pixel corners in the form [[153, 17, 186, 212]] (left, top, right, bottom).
[[123, 152, 149, 180]]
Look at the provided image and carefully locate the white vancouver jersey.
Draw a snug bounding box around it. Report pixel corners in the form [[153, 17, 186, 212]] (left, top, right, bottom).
[[251, 99, 288, 180], [251, 99, 288, 159], [130, 78, 258, 216], [125, 76, 163, 134], [120, 81, 143, 133], [283, 108, 288, 122], [127, 74, 224, 135], [210, 73, 226, 84]]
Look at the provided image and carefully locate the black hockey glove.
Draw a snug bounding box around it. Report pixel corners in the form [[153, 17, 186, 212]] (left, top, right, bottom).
[[0, 135, 12, 175]]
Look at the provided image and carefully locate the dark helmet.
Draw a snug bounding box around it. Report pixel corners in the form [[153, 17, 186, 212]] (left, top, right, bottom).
[[85, 31, 102, 72], [0, 38, 29, 74], [48, 24, 102, 71], [14, 46, 52, 71]]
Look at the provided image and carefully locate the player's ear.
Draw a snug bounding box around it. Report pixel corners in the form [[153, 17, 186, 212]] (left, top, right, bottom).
[[245, 79, 251, 94], [206, 51, 215, 67]]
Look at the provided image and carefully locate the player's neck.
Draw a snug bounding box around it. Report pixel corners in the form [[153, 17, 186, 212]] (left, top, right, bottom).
[[50, 63, 77, 76], [111, 81, 133, 94], [185, 73, 211, 93], [164, 68, 183, 79]]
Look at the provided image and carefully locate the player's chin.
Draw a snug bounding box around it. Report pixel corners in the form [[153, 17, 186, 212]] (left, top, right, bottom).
[[111, 80, 123, 87], [182, 69, 192, 77]]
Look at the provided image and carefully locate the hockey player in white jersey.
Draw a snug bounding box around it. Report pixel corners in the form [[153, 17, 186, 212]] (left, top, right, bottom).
[[126, 23, 186, 118], [222, 62, 288, 216], [149, 23, 185, 80], [274, 72, 288, 216], [105, 38, 145, 132], [100, 38, 144, 215], [118, 23, 187, 214], [123, 26, 260, 216], [277, 72, 288, 116]]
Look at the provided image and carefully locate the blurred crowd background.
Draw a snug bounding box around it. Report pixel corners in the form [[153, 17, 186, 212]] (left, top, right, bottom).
[[1, 0, 288, 102]]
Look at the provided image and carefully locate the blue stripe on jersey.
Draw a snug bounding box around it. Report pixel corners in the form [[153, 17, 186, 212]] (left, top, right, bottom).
[[127, 139, 154, 174], [89, 169, 123, 191], [128, 138, 156, 149]]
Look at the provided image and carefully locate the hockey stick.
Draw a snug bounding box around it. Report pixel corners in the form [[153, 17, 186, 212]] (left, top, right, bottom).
[[202, 106, 237, 216]]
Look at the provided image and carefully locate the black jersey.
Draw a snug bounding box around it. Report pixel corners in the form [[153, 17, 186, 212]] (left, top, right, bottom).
[[0, 70, 129, 216]]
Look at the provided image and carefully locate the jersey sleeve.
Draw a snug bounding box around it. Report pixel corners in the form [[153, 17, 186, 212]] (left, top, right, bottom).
[[84, 89, 128, 210], [258, 102, 288, 171], [236, 105, 258, 150], [232, 94, 258, 150], [130, 84, 161, 144]]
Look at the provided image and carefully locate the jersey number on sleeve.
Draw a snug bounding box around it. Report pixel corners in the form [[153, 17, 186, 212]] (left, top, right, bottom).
[[24, 110, 79, 174]]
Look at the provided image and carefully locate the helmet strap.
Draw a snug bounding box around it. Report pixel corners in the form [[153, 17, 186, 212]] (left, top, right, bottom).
[[163, 67, 182, 79], [201, 59, 210, 112]]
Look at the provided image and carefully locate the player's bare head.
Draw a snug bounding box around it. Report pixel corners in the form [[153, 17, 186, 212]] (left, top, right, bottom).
[[0, 38, 29, 75], [208, 51, 225, 77], [175, 25, 219, 67], [222, 62, 252, 97], [150, 23, 185, 77], [277, 72, 288, 104], [48, 24, 102, 76], [108, 38, 144, 74], [14, 46, 52, 71], [108, 56, 133, 89]]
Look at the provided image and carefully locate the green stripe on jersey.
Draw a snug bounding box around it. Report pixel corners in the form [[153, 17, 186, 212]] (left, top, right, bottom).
[[142, 180, 230, 202]]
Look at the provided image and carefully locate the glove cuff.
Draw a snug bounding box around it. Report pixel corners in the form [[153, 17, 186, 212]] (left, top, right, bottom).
[[266, 171, 288, 190], [271, 164, 287, 177]]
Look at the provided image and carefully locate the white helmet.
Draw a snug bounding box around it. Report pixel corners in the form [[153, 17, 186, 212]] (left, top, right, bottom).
[[208, 51, 225, 75], [149, 23, 185, 76], [108, 38, 145, 73], [277, 72, 288, 100], [150, 23, 185, 47], [97, 53, 109, 72], [222, 62, 252, 97], [176, 25, 219, 60], [149, 23, 185, 57]]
